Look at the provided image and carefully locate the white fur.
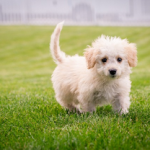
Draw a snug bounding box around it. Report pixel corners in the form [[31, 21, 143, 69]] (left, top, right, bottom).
[[50, 22, 137, 114]]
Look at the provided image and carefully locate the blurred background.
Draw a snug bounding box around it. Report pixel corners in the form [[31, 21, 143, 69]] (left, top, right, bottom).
[[0, 0, 150, 26]]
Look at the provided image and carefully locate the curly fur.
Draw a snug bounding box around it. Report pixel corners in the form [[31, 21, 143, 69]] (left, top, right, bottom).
[[50, 22, 137, 114]]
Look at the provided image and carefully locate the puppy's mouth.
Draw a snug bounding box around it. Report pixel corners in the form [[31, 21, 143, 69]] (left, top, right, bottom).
[[110, 74, 116, 78]]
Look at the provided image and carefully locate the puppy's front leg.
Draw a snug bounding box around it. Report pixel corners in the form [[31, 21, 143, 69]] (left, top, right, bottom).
[[111, 95, 130, 114]]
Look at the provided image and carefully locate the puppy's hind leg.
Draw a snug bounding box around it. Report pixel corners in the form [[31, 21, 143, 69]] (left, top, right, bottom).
[[66, 104, 76, 112], [76, 102, 96, 113], [59, 101, 79, 113]]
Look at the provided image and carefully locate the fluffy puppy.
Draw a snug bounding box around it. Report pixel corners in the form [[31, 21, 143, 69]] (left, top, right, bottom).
[[50, 22, 137, 114]]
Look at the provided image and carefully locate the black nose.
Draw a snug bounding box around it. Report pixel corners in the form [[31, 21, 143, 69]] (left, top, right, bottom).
[[109, 69, 117, 75]]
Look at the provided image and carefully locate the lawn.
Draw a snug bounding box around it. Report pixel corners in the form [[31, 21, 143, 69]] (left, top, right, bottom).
[[0, 25, 150, 150]]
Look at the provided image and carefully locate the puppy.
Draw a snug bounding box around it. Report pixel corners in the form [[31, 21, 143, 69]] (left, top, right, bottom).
[[50, 22, 137, 114]]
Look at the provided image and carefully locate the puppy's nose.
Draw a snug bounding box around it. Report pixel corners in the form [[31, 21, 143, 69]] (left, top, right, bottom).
[[109, 69, 117, 75]]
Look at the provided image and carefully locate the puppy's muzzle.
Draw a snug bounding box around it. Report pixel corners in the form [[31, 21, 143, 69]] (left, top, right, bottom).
[[109, 69, 117, 76]]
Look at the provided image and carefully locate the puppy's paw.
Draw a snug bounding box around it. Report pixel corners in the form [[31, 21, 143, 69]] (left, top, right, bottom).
[[113, 108, 129, 115], [120, 108, 129, 115]]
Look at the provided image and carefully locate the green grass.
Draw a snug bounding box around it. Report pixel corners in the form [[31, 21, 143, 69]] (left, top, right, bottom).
[[0, 25, 150, 150]]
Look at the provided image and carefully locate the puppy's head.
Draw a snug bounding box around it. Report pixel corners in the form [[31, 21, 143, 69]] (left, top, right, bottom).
[[84, 35, 137, 78]]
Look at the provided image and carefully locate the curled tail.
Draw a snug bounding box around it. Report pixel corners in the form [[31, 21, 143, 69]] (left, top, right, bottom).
[[50, 21, 66, 64]]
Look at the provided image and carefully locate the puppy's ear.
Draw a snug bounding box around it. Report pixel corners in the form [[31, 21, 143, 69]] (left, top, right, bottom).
[[84, 47, 99, 69], [125, 43, 137, 67]]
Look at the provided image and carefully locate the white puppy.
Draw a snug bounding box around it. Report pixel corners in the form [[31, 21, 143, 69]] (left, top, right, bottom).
[[50, 22, 137, 114]]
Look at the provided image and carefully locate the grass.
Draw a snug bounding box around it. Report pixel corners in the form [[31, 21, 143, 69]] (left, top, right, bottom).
[[0, 25, 150, 150]]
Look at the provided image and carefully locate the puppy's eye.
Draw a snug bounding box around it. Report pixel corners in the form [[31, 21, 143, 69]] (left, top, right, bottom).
[[102, 58, 107, 63], [117, 57, 122, 62]]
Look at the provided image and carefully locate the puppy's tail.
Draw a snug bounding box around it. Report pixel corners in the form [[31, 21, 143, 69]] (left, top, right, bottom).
[[50, 21, 66, 64]]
